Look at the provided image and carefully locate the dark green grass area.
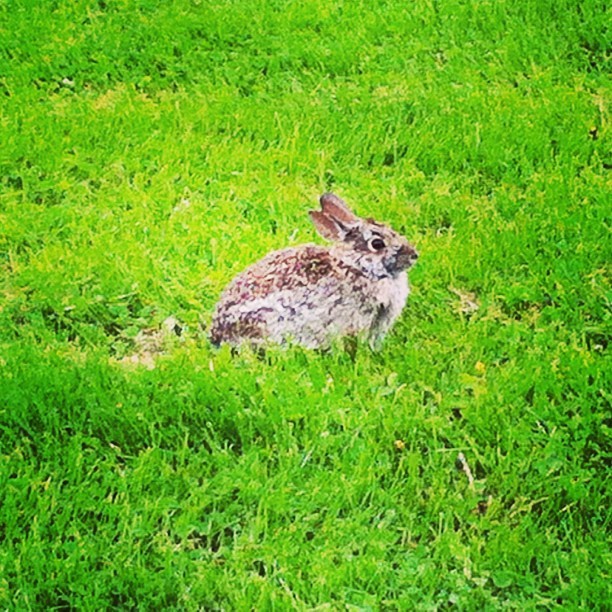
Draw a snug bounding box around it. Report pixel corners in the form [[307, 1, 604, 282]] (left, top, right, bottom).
[[1, 0, 610, 608]]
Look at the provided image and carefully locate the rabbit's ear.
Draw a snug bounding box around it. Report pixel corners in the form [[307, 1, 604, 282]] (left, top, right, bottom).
[[319, 193, 359, 225], [309, 210, 347, 241]]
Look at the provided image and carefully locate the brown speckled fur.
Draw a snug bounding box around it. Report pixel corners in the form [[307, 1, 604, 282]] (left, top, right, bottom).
[[210, 193, 418, 349]]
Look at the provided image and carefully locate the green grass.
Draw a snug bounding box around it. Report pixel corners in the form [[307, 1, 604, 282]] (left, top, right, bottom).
[[0, 0, 610, 608]]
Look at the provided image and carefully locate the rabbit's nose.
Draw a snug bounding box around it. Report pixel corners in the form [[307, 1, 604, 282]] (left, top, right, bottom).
[[405, 245, 418, 261], [397, 244, 418, 269]]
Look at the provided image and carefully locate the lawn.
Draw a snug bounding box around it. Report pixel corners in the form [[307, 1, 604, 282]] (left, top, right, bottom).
[[0, 0, 610, 608]]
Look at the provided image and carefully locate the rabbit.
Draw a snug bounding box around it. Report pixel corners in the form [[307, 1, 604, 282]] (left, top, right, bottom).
[[209, 193, 418, 349]]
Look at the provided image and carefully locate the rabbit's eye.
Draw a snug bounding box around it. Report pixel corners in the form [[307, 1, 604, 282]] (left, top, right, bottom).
[[369, 238, 386, 251]]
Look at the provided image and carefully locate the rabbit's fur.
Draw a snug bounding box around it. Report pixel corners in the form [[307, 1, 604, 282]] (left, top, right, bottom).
[[210, 193, 418, 349]]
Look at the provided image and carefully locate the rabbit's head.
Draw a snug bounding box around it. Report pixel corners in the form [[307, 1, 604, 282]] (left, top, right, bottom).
[[309, 193, 418, 280]]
